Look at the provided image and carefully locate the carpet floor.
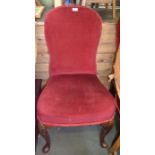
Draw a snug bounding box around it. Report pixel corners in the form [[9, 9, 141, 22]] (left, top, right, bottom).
[[36, 124, 119, 155]]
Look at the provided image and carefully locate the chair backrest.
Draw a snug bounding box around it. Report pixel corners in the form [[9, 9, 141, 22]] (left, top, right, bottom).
[[45, 5, 102, 76]]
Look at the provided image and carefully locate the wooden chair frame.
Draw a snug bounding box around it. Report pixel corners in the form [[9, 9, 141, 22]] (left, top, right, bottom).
[[38, 120, 114, 153]]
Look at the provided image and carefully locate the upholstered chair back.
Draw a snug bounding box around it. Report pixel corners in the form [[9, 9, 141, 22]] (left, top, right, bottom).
[[45, 6, 102, 76]]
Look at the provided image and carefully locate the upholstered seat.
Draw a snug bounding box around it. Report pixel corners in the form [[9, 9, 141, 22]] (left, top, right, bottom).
[[37, 74, 115, 126]]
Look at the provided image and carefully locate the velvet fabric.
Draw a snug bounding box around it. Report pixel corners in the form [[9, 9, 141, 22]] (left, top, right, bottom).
[[37, 6, 116, 126], [37, 74, 116, 126], [45, 5, 102, 76]]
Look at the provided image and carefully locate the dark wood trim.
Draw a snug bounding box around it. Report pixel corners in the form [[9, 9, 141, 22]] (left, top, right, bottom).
[[100, 121, 114, 148], [35, 79, 42, 149], [38, 123, 51, 153]]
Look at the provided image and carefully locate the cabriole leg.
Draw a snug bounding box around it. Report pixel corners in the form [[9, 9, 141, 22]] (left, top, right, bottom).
[[38, 123, 51, 153], [100, 122, 114, 148]]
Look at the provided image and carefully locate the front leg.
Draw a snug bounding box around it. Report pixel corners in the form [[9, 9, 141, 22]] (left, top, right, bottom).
[[100, 121, 114, 148], [38, 123, 51, 153]]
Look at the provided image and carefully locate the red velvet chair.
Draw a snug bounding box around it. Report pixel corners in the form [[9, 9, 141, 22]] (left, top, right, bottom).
[[37, 5, 116, 153]]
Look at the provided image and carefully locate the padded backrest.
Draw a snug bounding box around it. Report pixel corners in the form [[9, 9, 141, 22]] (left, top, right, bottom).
[[45, 5, 102, 76]]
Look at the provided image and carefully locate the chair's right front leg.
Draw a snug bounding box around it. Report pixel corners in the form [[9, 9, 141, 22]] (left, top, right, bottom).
[[38, 123, 51, 153], [100, 121, 114, 148]]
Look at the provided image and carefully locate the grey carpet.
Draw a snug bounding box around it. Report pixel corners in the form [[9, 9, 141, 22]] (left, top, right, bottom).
[[36, 124, 119, 155]]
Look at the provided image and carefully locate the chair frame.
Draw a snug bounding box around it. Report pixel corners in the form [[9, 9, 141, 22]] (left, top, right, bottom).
[[38, 120, 114, 153]]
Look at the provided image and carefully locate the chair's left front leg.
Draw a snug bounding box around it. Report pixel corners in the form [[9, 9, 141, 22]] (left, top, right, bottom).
[[100, 121, 114, 148], [38, 123, 51, 153]]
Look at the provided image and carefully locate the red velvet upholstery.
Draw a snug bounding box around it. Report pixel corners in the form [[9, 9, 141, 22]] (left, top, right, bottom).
[[45, 5, 102, 76], [37, 74, 116, 126], [37, 5, 116, 127]]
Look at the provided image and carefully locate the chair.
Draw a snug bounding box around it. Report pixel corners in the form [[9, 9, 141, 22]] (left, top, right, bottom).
[[37, 5, 116, 153]]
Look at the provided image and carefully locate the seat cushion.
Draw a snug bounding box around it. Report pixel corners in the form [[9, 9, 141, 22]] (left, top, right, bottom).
[[37, 74, 116, 126]]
